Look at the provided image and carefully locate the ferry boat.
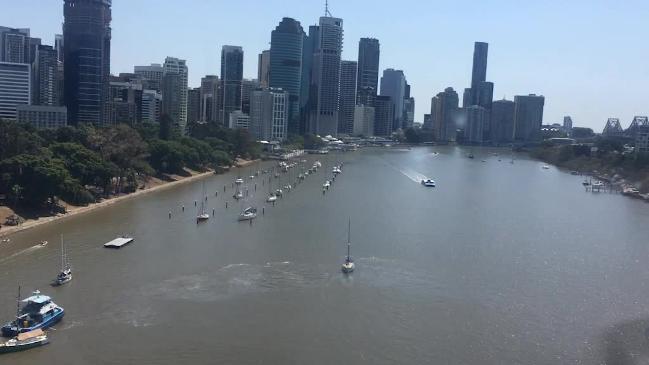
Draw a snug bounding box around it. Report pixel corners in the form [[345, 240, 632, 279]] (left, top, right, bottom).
[[0, 329, 49, 354], [421, 179, 436, 187], [2, 290, 64, 337]]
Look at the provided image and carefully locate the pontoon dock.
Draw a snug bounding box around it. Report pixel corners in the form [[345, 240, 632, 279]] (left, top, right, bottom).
[[104, 237, 134, 249]]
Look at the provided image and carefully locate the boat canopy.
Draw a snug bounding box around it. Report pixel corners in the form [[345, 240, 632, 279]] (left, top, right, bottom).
[[22, 293, 51, 304], [17, 329, 44, 341]]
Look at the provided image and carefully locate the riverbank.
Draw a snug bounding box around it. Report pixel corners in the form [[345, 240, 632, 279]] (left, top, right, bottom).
[[0, 159, 260, 238], [529, 146, 649, 201]]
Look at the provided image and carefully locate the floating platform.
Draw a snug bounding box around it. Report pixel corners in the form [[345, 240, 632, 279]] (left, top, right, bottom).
[[104, 237, 134, 249]]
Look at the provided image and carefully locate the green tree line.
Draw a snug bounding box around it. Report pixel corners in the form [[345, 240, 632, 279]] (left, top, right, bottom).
[[0, 116, 260, 210]]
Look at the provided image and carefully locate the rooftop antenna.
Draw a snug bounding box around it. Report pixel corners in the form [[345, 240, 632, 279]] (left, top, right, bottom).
[[325, 0, 332, 17]]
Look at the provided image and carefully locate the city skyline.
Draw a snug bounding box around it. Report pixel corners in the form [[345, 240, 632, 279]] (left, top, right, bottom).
[[1, 0, 648, 129]]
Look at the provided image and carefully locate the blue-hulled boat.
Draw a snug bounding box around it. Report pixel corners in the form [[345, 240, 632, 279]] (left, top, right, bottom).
[[1, 290, 64, 337]]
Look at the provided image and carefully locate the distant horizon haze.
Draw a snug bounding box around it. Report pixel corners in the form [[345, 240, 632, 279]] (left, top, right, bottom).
[[2, 0, 647, 131]]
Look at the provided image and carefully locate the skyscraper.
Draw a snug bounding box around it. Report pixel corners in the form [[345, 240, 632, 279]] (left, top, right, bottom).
[[465, 105, 488, 143], [141, 89, 162, 124], [353, 105, 375, 137], [63, 0, 112, 125], [107, 75, 143, 125], [134, 63, 163, 92], [220, 45, 244, 125], [430, 87, 459, 142], [241, 78, 258, 115], [0, 27, 31, 64], [338, 60, 357, 134], [307, 16, 343, 136], [200, 75, 219, 123], [0, 62, 31, 120], [258, 50, 270, 88], [563, 116, 573, 137], [161, 57, 188, 130], [34, 45, 59, 106], [379, 68, 407, 132], [187, 87, 201, 124], [513, 94, 545, 142], [249, 88, 289, 141], [270, 18, 305, 135], [357, 38, 380, 105], [299, 25, 317, 135], [373, 95, 394, 137], [470, 42, 488, 105], [491, 99, 515, 143], [55, 34, 64, 62]]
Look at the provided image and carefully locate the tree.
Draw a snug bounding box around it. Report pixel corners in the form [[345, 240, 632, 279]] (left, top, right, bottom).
[[148, 139, 186, 174], [404, 127, 422, 144], [49, 142, 118, 190], [303, 134, 325, 150], [572, 127, 595, 139], [159, 114, 177, 141]]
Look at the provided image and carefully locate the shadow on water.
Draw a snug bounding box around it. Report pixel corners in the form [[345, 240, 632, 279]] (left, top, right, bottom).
[[601, 318, 649, 365]]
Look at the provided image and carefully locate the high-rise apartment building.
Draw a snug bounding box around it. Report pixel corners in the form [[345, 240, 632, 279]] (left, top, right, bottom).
[[220, 45, 244, 125], [0, 27, 31, 64], [338, 60, 357, 134], [380, 68, 407, 132], [161, 57, 188, 130], [249, 88, 289, 141], [141, 89, 162, 124], [63, 0, 112, 125], [0, 62, 31, 120], [430, 87, 459, 142], [357, 38, 380, 105], [513, 94, 545, 142], [33, 45, 59, 106], [373, 95, 394, 137], [134, 63, 164, 92], [307, 16, 343, 136], [17, 105, 67, 129]]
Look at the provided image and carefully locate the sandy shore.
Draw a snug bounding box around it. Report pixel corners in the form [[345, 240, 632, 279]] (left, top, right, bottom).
[[0, 169, 222, 239]]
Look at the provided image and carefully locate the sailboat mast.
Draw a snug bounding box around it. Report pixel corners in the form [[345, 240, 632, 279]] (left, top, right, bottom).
[[347, 218, 351, 259], [16, 286, 21, 318], [61, 234, 65, 271]]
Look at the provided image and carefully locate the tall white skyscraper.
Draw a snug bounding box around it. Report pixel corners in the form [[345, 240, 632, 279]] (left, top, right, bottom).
[[162, 57, 188, 131]]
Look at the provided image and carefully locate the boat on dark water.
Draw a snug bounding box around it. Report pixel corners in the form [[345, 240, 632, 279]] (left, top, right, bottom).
[[0, 329, 49, 354], [1, 289, 64, 337]]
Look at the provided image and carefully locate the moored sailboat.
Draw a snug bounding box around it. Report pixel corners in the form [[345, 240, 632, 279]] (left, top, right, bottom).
[[341, 219, 355, 274], [51, 235, 72, 287]]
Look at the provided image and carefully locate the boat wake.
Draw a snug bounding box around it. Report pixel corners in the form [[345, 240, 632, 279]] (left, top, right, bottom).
[[397, 167, 429, 184], [0, 245, 43, 264]]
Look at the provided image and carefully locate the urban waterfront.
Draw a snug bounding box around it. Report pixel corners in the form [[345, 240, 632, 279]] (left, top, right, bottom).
[[1, 147, 649, 364]]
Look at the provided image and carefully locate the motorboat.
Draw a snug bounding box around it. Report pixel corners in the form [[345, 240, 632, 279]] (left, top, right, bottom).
[[196, 213, 210, 222], [51, 236, 72, 287], [468, 153, 475, 159], [2, 290, 64, 337], [275, 189, 283, 197], [421, 179, 436, 187], [266, 194, 278, 203], [233, 191, 243, 200], [238, 207, 258, 221], [235, 178, 244, 185], [38, 241, 48, 247], [542, 165, 550, 170], [0, 329, 49, 354]]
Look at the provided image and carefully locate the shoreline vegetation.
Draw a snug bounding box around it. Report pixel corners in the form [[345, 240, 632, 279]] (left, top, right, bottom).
[[529, 141, 649, 201], [0, 116, 264, 237], [0, 159, 259, 238]]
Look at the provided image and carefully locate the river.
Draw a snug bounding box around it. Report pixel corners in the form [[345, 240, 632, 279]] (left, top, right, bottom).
[[1, 146, 649, 364]]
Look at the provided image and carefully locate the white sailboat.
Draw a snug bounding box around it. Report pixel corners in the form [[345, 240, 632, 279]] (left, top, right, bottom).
[[342, 219, 355, 274], [52, 235, 72, 286], [267, 175, 277, 202], [197, 182, 210, 222]]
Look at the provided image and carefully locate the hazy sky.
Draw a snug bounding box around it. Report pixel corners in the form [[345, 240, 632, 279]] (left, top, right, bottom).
[[2, 0, 648, 130]]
